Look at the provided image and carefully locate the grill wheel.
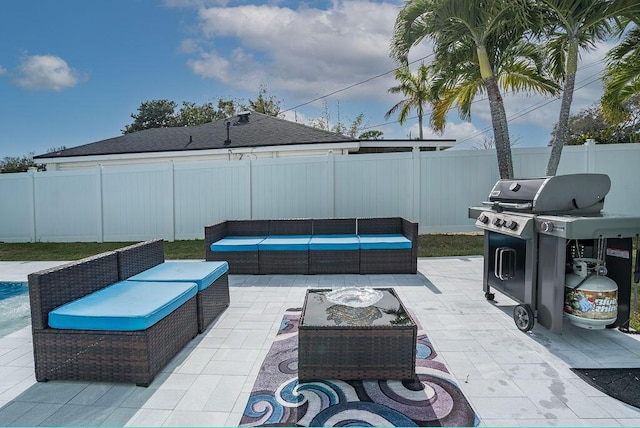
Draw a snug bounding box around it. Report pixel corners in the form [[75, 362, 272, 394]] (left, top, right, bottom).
[[513, 304, 535, 332]]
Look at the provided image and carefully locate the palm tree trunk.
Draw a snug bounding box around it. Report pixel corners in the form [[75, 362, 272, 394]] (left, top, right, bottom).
[[418, 113, 424, 140], [485, 77, 514, 179], [478, 44, 513, 179], [547, 41, 578, 176]]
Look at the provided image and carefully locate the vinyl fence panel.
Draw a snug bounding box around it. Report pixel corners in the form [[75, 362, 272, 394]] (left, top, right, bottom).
[[0, 172, 34, 242], [251, 157, 329, 220], [334, 153, 414, 219], [1, 143, 639, 242], [101, 164, 173, 242], [33, 169, 101, 242], [173, 160, 251, 240]]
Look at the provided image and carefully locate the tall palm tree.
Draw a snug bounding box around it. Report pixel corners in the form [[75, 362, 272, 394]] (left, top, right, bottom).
[[391, 0, 545, 179], [601, 24, 640, 124], [385, 64, 433, 140], [540, 0, 638, 175], [428, 37, 559, 135]]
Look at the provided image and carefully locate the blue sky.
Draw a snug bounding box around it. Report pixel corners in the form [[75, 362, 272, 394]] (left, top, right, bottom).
[[0, 0, 611, 158]]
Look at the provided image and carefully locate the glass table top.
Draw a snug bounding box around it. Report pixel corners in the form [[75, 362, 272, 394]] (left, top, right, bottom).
[[300, 288, 415, 327]]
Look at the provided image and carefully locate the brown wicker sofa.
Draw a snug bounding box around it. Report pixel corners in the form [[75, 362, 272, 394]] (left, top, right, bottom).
[[28, 239, 229, 386], [205, 217, 418, 275]]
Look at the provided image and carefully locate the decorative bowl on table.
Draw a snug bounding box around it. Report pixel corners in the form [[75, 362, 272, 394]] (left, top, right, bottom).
[[325, 287, 383, 308]]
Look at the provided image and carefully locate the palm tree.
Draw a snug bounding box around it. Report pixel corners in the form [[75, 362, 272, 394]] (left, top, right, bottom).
[[385, 64, 433, 140], [601, 24, 640, 124], [428, 37, 559, 136], [540, 0, 639, 175], [391, 0, 548, 179]]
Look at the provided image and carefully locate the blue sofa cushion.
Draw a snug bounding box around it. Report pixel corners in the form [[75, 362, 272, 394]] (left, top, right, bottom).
[[358, 234, 412, 250], [210, 236, 266, 252], [128, 261, 228, 291], [48, 280, 197, 331], [309, 234, 360, 251], [258, 235, 311, 251]]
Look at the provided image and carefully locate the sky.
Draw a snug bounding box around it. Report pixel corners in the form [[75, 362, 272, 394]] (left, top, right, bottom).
[[0, 0, 614, 158]]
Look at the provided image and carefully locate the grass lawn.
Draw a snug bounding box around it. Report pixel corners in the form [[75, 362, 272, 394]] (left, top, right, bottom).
[[0, 234, 485, 261]]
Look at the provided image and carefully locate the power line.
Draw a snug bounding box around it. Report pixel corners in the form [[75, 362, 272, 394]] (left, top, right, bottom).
[[359, 58, 607, 139], [457, 67, 606, 143], [279, 54, 435, 115]]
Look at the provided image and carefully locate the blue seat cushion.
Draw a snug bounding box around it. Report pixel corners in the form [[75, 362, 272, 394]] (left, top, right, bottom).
[[258, 235, 311, 251], [210, 236, 266, 252], [358, 234, 412, 250], [309, 234, 360, 251], [48, 280, 197, 331], [128, 261, 228, 291]]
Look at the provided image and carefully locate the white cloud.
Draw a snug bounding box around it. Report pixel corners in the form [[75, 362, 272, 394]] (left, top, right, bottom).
[[15, 55, 83, 91], [187, 1, 429, 101], [0, 65, 6, 76]]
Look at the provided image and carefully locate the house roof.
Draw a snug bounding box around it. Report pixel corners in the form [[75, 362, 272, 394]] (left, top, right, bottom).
[[35, 111, 355, 159]]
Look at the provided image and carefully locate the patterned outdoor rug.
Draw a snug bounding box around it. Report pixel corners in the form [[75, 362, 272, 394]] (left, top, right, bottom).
[[572, 368, 640, 409], [240, 308, 478, 427]]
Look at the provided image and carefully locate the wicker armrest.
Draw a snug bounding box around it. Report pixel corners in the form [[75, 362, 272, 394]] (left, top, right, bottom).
[[205, 222, 229, 261]]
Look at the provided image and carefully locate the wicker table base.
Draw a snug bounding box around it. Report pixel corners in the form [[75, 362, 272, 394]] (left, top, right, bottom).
[[298, 288, 417, 381]]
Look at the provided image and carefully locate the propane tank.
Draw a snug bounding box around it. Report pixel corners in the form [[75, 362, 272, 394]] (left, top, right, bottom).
[[564, 258, 618, 330]]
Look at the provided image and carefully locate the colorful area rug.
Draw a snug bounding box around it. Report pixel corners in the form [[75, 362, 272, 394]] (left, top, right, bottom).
[[240, 308, 478, 427]]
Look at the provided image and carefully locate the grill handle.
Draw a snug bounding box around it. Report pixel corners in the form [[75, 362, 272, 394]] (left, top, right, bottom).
[[494, 247, 516, 280], [483, 201, 533, 211]]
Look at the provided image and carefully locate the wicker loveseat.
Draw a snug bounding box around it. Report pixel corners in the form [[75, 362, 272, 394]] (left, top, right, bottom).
[[28, 239, 229, 386], [205, 217, 418, 275]]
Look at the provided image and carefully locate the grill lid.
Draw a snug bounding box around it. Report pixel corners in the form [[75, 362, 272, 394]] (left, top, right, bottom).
[[485, 173, 610, 214]]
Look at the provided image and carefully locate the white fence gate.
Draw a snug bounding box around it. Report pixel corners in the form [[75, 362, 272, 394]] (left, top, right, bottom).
[[1, 143, 638, 242]]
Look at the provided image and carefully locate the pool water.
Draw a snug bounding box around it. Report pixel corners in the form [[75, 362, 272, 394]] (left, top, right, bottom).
[[0, 282, 31, 337]]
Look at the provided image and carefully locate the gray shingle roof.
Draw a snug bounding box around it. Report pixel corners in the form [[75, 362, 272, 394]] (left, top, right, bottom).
[[35, 112, 355, 159]]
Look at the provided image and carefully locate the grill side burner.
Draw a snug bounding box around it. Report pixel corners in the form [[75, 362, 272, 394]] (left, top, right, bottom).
[[470, 173, 640, 334]]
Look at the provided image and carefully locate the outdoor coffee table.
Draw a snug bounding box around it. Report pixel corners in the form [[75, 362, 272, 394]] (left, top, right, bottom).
[[298, 287, 417, 381]]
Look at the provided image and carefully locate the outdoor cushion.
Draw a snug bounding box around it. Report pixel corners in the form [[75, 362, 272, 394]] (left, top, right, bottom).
[[210, 236, 266, 252], [128, 261, 228, 291], [358, 234, 412, 250], [258, 235, 311, 251], [48, 280, 197, 331], [309, 234, 360, 251]]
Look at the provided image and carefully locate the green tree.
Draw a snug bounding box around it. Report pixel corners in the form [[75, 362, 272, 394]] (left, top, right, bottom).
[[359, 130, 384, 140], [173, 101, 215, 127], [385, 64, 432, 140], [540, 0, 638, 175], [391, 0, 557, 178], [601, 24, 640, 124], [550, 100, 640, 145], [0, 146, 66, 173], [248, 85, 283, 117], [346, 113, 366, 138], [123, 99, 177, 134], [0, 154, 38, 173]]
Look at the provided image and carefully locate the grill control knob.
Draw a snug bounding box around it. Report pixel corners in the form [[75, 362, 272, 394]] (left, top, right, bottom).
[[506, 220, 518, 231], [493, 218, 502, 227], [540, 221, 554, 233], [478, 214, 489, 224]]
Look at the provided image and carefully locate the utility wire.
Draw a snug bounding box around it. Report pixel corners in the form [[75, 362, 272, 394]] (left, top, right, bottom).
[[279, 53, 435, 115], [360, 58, 607, 140], [457, 69, 606, 143]]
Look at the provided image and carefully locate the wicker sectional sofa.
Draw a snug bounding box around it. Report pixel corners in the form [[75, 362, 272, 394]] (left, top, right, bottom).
[[28, 239, 229, 386], [205, 217, 418, 275]]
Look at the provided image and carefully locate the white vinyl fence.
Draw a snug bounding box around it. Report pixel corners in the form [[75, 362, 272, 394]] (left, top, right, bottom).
[[1, 143, 639, 243]]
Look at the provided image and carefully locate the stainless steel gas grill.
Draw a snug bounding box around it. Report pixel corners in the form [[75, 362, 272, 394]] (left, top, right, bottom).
[[469, 173, 640, 333]]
